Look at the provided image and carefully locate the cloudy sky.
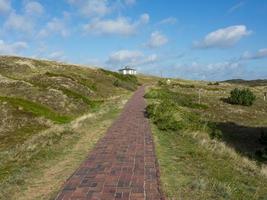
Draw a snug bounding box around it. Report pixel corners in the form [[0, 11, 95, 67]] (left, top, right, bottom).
[[0, 0, 267, 80]]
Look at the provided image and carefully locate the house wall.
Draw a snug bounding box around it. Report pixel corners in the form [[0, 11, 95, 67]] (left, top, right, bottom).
[[121, 70, 137, 75]]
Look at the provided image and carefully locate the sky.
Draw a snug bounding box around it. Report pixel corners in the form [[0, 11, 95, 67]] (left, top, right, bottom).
[[0, 0, 267, 81]]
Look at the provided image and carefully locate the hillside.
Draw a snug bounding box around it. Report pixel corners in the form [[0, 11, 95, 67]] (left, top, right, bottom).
[[145, 79, 267, 199], [0, 56, 140, 199], [223, 79, 267, 86], [1, 56, 267, 200]]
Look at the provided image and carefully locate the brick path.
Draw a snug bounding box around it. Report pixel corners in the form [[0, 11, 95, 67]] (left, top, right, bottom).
[[55, 86, 164, 200]]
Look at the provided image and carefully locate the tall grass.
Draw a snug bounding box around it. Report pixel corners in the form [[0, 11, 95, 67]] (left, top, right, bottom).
[[146, 86, 267, 199]]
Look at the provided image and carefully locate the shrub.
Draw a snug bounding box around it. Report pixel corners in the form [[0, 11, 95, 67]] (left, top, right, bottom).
[[146, 101, 181, 131], [157, 80, 166, 86], [144, 89, 159, 99], [227, 88, 256, 106], [113, 79, 136, 91], [208, 82, 220, 86], [209, 129, 223, 140]]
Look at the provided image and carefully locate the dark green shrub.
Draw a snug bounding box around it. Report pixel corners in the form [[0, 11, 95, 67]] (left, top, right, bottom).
[[208, 82, 220, 86], [113, 79, 136, 91], [146, 103, 157, 118], [227, 88, 256, 106], [155, 114, 182, 131], [146, 100, 181, 131], [144, 89, 159, 99], [209, 129, 223, 140]]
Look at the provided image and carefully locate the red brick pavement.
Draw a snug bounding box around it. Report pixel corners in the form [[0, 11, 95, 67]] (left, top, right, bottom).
[[55, 86, 164, 200]]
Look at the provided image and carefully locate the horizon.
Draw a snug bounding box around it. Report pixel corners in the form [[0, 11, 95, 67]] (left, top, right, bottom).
[[0, 0, 267, 81]]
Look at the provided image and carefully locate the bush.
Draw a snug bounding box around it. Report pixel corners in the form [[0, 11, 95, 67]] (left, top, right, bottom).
[[227, 88, 256, 106], [144, 89, 159, 99], [146, 101, 182, 131], [113, 79, 137, 91], [208, 82, 219, 86], [209, 129, 223, 140]]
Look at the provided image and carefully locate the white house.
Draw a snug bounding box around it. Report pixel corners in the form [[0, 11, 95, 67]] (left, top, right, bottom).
[[119, 66, 137, 75]]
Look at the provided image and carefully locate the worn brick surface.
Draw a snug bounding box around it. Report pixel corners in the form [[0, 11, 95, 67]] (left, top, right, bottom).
[[55, 87, 164, 200]]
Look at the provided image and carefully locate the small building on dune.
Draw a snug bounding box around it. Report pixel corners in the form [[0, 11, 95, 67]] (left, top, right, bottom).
[[119, 66, 137, 75]]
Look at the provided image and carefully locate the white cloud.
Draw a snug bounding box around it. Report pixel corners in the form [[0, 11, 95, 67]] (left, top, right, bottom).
[[67, 0, 137, 17], [228, 1, 245, 13], [106, 49, 158, 67], [83, 13, 149, 36], [139, 13, 150, 24], [4, 12, 34, 33], [38, 14, 70, 38], [158, 17, 177, 25], [146, 31, 168, 48], [194, 25, 251, 49], [0, 0, 11, 14], [241, 48, 267, 60], [124, 0, 136, 6], [107, 50, 143, 65], [67, 0, 111, 17], [0, 40, 28, 55], [25, 1, 44, 16], [48, 51, 66, 61], [173, 60, 244, 80]]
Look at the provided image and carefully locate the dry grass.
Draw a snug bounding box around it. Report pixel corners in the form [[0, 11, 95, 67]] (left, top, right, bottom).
[[146, 79, 267, 199], [0, 55, 140, 199], [0, 94, 129, 200]]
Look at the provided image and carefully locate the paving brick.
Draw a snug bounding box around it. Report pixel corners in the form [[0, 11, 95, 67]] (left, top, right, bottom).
[[55, 87, 164, 200]]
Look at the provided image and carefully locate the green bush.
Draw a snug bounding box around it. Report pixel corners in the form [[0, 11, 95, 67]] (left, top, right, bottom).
[[227, 88, 256, 106], [146, 101, 181, 131], [208, 82, 220, 86], [209, 129, 223, 140], [144, 89, 159, 99], [113, 79, 137, 91]]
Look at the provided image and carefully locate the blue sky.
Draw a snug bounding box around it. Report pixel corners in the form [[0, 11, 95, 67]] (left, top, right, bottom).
[[0, 0, 267, 80]]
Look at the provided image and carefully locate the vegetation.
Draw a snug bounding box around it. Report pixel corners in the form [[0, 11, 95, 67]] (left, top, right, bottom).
[[153, 127, 267, 199], [100, 68, 139, 91], [0, 56, 143, 199], [227, 88, 256, 106], [0, 96, 127, 200], [145, 87, 210, 132], [0, 96, 72, 124], [145, 80, 267, 200], [223, 79, 267, 87]]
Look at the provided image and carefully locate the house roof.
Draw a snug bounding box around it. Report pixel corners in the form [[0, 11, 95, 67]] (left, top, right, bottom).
[[119, 66, 136, 71]]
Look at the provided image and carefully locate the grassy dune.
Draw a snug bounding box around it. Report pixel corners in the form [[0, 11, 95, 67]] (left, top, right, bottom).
[[0, 56, 140, 199], [146, 80, 267, 199]]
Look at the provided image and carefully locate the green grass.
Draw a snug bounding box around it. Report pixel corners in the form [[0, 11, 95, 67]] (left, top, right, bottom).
[[45, 72, 97, 91], [153, 127, 267, 199], [0, 96, 72, 124], [0, 94, 128, 200], [145, 87, 208, 109], [99, 68, 139, 91], [60, 88, 103, 110], [146, 84, 267, 199]]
